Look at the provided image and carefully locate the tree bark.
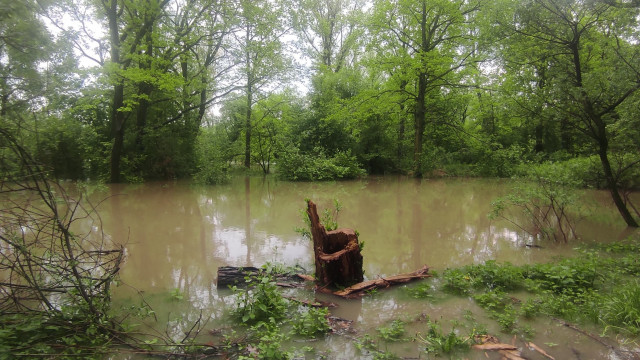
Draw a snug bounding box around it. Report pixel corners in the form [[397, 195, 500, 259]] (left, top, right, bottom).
[[598, 139, 638, 227], [106, 0, 124, 183], [306, 200, 364, 288]]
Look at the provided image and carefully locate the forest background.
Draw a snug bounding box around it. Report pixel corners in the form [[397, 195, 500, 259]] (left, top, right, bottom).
[[1, 0, 639, 226]]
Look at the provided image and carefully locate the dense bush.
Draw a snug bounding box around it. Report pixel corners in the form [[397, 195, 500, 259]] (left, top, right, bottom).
[[193, 127, 231, 184], [516, 153, 640, 190], [276, 147, 365, 181]]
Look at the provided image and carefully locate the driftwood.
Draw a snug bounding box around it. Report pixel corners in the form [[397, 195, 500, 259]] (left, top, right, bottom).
[[216, 266, 307, 288], [333, 265, 431, 298], [473, 335, 525, 360], [216, 266, 261, 288], [307, 200, 364, 287]]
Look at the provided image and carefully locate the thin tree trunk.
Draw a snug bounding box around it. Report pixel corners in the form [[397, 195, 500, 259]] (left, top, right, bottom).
[[107, 0, 124, 183], [244, 23, 253, 169], [245, 87, 252, 168], [598, 140, 638, 227], [413, 73, 426, 177]]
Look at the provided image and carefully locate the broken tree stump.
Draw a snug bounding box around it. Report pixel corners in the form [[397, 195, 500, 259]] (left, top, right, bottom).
[[307, 200, 364, 288]]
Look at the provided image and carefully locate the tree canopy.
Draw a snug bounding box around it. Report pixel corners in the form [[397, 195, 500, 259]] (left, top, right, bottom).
[[1, 0, 638, 225]]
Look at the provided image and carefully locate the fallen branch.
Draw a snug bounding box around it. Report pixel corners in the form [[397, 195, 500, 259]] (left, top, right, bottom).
[[473, 335, 525, 360], [333, 265, 431, 298], [527, 342, 555, 360], [283, 296, 337, 308]]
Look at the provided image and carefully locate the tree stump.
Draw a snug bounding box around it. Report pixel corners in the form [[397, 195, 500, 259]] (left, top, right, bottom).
[[306, 200, 364, 288]]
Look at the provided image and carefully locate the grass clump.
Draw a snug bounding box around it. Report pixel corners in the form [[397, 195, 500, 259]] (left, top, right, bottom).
[[377, 319, 406, 342], [438, 236, 640, 337], [293, 307, 331, 338], [418, 318, 474, 356]]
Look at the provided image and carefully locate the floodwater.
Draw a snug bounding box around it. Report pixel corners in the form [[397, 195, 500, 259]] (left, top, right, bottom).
[[93, 176, 638, 359]]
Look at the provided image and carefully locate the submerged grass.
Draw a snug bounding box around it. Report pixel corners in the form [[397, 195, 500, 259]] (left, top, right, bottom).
[[174, 237, 640, 359], [440, 236, 640, 337]]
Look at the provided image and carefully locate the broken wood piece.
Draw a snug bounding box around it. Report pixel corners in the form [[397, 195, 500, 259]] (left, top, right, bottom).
[[216, 266, 260, 288], [474, 334, 525, 360], [472, 344, 518, 351], [307, 200, 364, 287], [333, 265, 431, 298], [297, 274, 315, 282], [283, 296, 337, 308], [527, 342, 555, 360], [216, 266, 308, 288]]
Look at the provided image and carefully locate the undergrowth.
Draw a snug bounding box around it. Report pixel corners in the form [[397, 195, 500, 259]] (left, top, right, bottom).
[[440, 236, 640, 337]]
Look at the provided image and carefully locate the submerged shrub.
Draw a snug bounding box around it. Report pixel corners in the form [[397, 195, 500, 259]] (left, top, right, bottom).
[[420, 319, 472, 356], [293, 307, 331, 338], [490, 177, 579, 243], [377, 320, 406, 342]]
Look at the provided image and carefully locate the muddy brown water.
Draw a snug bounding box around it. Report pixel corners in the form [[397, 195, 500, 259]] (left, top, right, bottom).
[[94, 176, 637, 359]]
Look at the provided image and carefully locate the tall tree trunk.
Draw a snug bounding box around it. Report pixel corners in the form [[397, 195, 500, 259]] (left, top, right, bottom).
[[107, 0, 124, 183], [413, 1, 429, 178], [110, 84, 126, 183], [413, 73, 426, 177], [569, 36, 637, 227], [134, 32, 153, 164], [397, 79, 408, 165], [245, 84, 252, 169], [244, 23, 253, 169], [597, 133, 638, 227]]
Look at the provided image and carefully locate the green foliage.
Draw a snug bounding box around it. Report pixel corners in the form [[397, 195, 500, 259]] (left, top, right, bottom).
[[0, 311, 113, 359], [231, 274, 289, 325], [277, 147, 365, 181], [436, 238, 640, 337], [295, 198, 341, 238], [442, 268, 474, 295], [473, 143, 527, 178], [322, 198, 342, 231], [239, 322, 292, 360], [403, 282, 434, 299], [193, 127, 231, 184], [491, 174, 579, 242], [292, 307, 331, 338], [600, 282, 640, 335], [419, 319, 472, 356], [377, 320, 406, 342]]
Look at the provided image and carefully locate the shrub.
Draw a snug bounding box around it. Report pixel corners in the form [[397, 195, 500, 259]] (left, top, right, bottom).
[[231, 274, 289, 325], [193, 127, 230, 184], [277, 147, 365, 181], [292, 307, 331, 338]]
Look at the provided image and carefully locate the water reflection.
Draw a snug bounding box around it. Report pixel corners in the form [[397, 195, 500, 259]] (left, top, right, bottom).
[[95, 176, 632, 296], [92, 176, 636, 359]]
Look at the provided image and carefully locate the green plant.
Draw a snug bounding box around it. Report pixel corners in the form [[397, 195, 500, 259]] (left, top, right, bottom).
[[377, 320, 406, 342], [490, 174, 579, 243], [293, 307, 331, 338], [404, 282, 434, 299], [441, 268, 474, 295], [419, 319, 472, 356], [355, 334, 400, 360], [600, 282, 640, 335], [231, 274, 289, 325], [239, 322, 292, 360], [277, 147, 365, 181], [295, 199, 342, 238], [170, 288, 184, 301]]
